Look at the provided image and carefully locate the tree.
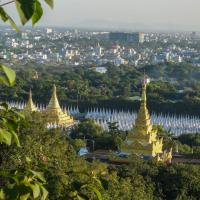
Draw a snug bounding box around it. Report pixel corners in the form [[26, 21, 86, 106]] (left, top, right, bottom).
[[0, 110, 106, 200], [0, 69, 49, 200], [123, 82, 131, 97], [71, 119, 104, 139], [107, 122, 125, 150], [0, 1, 53, 199]]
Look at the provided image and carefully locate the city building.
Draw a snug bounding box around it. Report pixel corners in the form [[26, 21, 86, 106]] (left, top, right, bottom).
[[94, 43, 103, 56], [1, 28, 199, 68], [46, 28, 53, 34], [109, 32, 145, 43]]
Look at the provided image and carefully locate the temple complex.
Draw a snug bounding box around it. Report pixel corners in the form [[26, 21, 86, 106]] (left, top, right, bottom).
[[121, 80, 172, 162], [23, 85, 74, 128], [22, 82, 172, 161], [23, 89, 38, 113]]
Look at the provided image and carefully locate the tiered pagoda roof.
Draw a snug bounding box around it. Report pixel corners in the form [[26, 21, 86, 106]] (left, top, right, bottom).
[[121, 81, 163, 157]]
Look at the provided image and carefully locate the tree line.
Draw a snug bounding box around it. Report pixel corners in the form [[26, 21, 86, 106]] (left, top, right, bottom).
[[0, 63, 200, 115]]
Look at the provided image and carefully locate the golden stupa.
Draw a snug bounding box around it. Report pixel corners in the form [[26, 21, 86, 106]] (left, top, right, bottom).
[[42, 84, 74, 127], [23, 89, 38, 113], [121, 80, 163, 158]]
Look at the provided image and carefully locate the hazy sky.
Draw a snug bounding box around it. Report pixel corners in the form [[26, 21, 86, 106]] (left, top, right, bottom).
[[3, 0, 200, 31]]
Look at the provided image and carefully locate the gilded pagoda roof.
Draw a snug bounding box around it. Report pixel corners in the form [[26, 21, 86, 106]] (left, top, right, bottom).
[[43, 84, 74, 126], [121, 79, 163, 157]]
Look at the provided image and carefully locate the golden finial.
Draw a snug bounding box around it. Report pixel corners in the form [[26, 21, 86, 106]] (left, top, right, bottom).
[[141, 71, 150, 103], [141, 82, 147, 103]]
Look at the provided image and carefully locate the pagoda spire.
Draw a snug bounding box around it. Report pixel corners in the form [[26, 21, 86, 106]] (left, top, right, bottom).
[[133, 80, 152, 136], [23, 89, 37, 112], [46, 84, 62, 112]]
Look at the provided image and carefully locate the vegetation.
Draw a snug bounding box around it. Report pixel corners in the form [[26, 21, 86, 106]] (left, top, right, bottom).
[[1, 114, 200, 200], [71, 119, 126, 151], [1, 63, 200, 115]]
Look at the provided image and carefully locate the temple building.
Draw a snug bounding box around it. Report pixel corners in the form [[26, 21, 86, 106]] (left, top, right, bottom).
[[23, 89, 38, 113], [121, 80, 172, 162], [23, 85, 74, 128], [42, 84, 74, 127]]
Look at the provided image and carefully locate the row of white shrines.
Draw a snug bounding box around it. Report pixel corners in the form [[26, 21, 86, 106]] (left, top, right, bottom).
[[7, 101, 200, 136]]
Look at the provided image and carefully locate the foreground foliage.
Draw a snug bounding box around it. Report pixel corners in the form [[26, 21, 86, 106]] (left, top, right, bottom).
[[0, 0, 53, 29], [1, 114, 200, 200]]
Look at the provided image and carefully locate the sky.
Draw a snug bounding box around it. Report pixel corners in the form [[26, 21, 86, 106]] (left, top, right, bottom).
[[2, 0, 200, 31]]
